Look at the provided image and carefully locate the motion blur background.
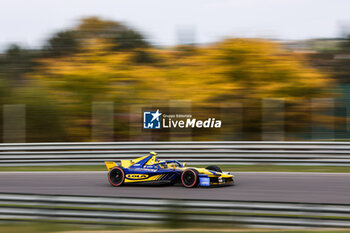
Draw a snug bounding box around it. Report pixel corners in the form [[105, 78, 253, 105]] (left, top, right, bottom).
[[2, 1, 350, 232], [1, 0, 350, 143]]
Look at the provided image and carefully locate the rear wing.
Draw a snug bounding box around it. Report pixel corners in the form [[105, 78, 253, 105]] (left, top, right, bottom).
[[104, 153, 159, 170], [104, 161, 117, 171], [104, 160, 133, 170]]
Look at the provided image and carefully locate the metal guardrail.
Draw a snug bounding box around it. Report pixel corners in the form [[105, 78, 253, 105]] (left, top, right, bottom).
[[1, 192, 350, 228], [1, 141, 350, 166]]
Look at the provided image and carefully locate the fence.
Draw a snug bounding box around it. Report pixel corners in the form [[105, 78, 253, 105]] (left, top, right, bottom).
[[1, 192, 350, 228], [1, 141, 350, 166]]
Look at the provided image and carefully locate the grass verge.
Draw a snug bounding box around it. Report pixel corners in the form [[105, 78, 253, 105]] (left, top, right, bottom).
[[2, 223, 350, 233]]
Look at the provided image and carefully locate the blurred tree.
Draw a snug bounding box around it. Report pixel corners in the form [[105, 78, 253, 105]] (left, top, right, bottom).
[[0, 16, 335, 141], [44, 30, 79, 57], [0, 44, 36, 83], [12, 82, 67, 142], [153, 39, 334, 139], [112, 29, 149, 51], [29, 38, 334, 141], [77, 17, 124, 39], [208, 39, 331, 100], [334, 35, 350, 83], [24, 17, 152, 141], [76, 17, 149, 51], [29, 40, 139, 140], [42, 17, 150, 59], [0, 44, 67, 142]]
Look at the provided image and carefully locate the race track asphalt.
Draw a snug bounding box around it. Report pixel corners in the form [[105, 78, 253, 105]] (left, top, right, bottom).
[[1, 172, 350, 204]]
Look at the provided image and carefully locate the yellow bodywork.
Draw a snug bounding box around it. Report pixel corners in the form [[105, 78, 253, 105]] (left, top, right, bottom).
[[106, 152, 160, 171], [105, 152, 160, 171], [105, 152, 234, 182], [124, 174, 168, 183], [105, 161, 117, 171]]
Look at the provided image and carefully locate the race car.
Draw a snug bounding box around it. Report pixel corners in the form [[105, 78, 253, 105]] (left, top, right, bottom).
[[105, 152, 234, 188]]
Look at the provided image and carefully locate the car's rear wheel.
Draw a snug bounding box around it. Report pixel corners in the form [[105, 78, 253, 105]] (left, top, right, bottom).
[[181, 169, 199, 188], [205, 165, 222, 173], [108, 167, 125, 186]]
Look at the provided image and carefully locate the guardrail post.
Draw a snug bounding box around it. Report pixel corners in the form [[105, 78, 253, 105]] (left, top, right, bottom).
[[220, 103, 243, 140], [91, 102, 114, 142], [163, 199, 187, 228], [312, 98, 335, 140], [262, 98, 284, 141], [169, 100, 192, 141], [3, 104, 26, 143], [130, 104, 152, 141]]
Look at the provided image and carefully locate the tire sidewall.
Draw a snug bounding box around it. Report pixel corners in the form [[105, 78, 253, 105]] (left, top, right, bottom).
[[181, 169, 199, 188], [108, 167, 125, 186]]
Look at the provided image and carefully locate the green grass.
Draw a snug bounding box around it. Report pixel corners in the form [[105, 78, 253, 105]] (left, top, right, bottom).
[[1, 222, 350, 233], [0, 222, 138, 233], [179, 231, 350, 233], [0, 164, 350, 173]]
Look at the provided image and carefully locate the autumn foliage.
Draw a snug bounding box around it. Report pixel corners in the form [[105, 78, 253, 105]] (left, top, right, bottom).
[[0, 17, 336, 141]]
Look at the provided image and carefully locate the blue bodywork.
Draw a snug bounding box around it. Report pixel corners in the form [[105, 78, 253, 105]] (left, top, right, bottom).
[[121, 154, 210, 186]]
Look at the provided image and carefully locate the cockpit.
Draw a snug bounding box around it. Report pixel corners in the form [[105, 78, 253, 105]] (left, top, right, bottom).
[[154, 160, 183, 169], [144, 160, 184, 170]]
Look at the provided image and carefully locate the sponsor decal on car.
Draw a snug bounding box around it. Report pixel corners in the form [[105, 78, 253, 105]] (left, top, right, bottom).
[[199, 177, 210, 186], [126, 174, 149, 180]]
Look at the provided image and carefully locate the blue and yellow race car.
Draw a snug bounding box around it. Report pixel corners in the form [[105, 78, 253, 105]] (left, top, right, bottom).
[[105, 152, 234, 188]]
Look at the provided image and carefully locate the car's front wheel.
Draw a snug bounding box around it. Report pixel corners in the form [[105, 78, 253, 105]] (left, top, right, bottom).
[[108, 167, 125, 186], [181, 169, 199, 188]]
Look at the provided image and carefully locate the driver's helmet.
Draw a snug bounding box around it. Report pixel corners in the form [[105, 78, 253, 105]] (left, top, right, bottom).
[[149, 151, 159, 166]]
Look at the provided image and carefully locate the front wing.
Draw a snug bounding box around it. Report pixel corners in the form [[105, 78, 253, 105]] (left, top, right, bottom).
[[198, 174, 234, 187]]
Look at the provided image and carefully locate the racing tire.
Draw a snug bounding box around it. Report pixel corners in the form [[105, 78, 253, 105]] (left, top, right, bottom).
[[181, 169, 200, 188], [108, 166, 125, 187], [205, 165, 222, 173]]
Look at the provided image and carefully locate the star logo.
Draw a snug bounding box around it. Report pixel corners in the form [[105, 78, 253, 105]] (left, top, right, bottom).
[[150, 109, 161, 122], [143, 109, 162, 129]]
